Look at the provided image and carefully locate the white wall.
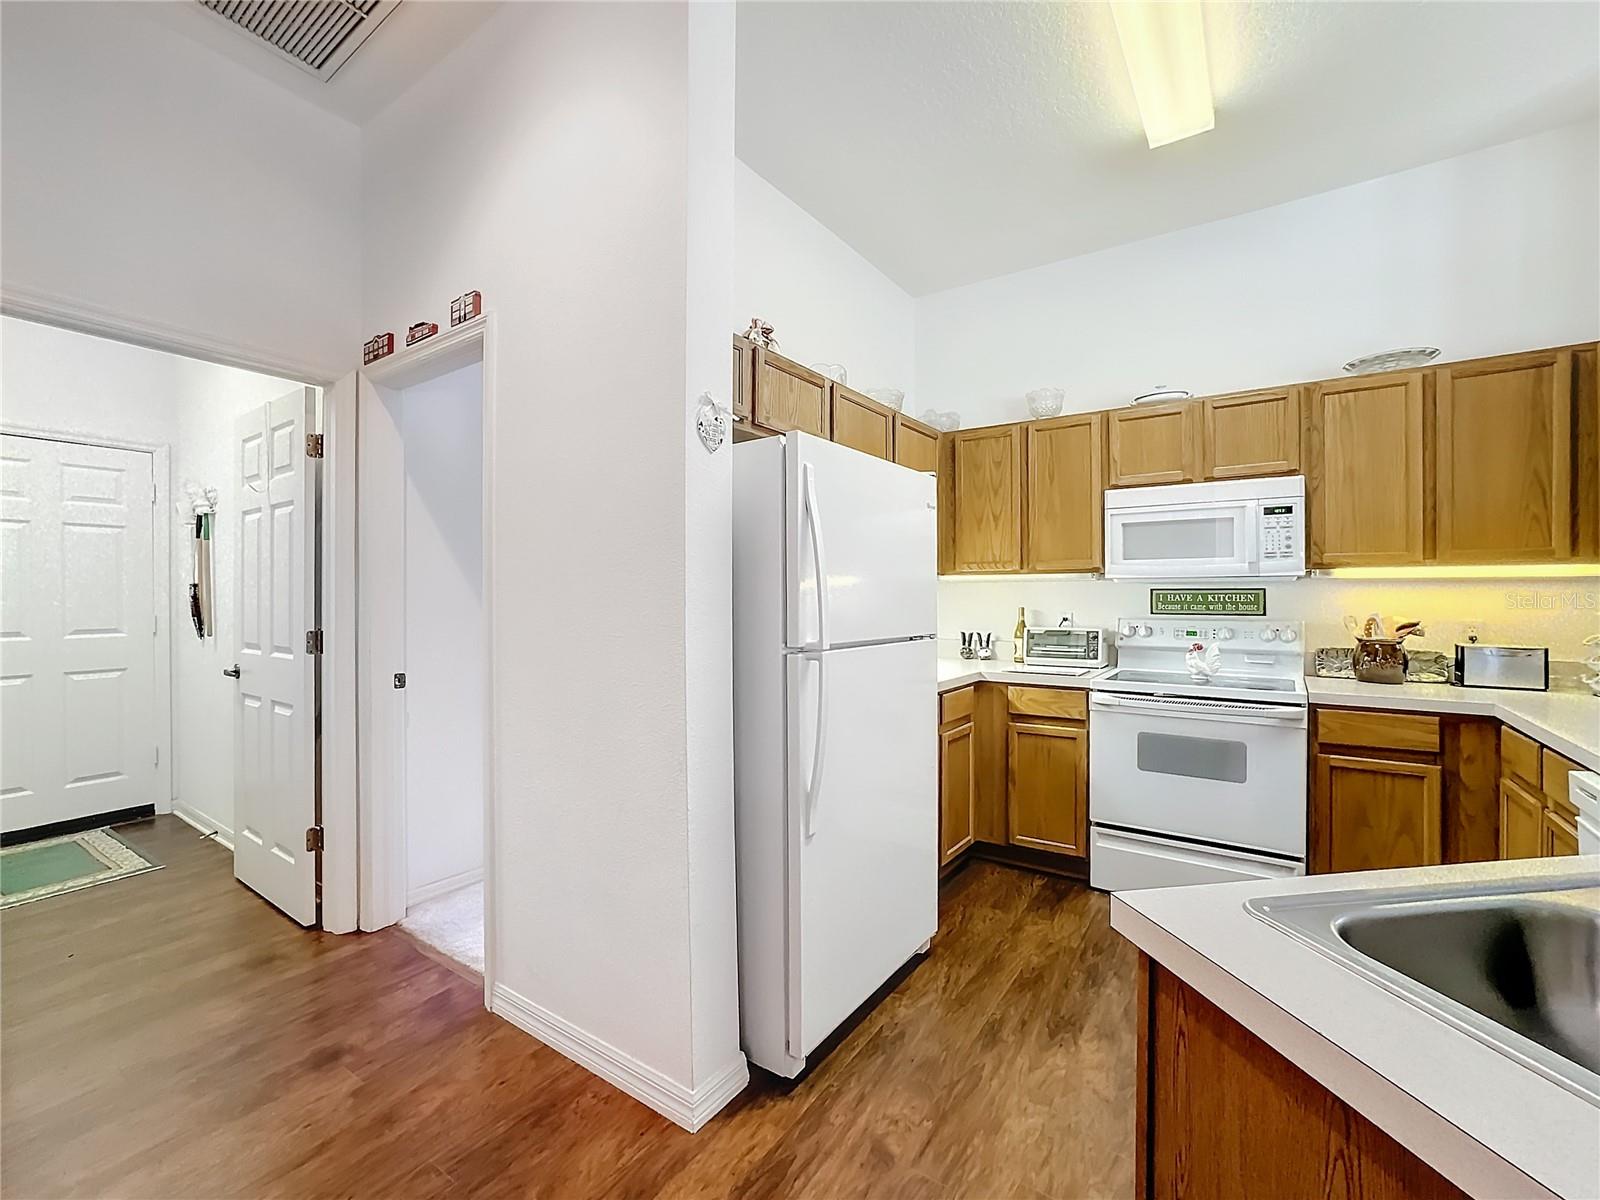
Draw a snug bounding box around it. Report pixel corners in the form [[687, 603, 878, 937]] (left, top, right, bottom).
[[916, 121, 1600, 428], [401, 363, 485, 903], [0, 315, 304, 839], [360, 1, 743, 1123], [736, 160, 917, 404], [0, 1, 360, 383], [939, 575, 1600, 666]]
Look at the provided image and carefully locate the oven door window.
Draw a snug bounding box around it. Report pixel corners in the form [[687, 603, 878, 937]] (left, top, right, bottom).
[[1136, 731, 1248, 784]]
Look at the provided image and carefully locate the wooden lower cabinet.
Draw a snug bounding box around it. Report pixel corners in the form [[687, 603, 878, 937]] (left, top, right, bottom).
[[1006, 719, 1087, 857], [1310, 707, 1496, 875], [1543, 805, 1580, 857], [1313, 753, 1442, 873], [939, 717, 976, 866], [1499, 777, 1545, 860], [1138, 958, 1468, 1200], [938, 682, 1089, 871]]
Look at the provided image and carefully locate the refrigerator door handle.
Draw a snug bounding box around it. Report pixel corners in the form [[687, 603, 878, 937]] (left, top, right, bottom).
[[802, 649, 829, 840], [802, 463, 830, 652]]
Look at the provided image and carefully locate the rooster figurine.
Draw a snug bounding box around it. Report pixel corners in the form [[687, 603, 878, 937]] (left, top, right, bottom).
[[1185, 640, 1222, 683]]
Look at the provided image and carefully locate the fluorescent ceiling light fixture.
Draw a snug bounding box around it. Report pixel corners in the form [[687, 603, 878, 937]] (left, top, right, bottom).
[[1110, 0, 1215, 149]]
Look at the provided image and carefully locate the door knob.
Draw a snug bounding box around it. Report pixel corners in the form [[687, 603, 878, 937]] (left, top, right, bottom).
[[223, 664, 241, 678]]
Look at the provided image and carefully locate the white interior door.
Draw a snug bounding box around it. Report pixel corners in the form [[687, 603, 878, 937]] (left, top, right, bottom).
[[0, 435, 157, 834], [231, 389, 318, 925]]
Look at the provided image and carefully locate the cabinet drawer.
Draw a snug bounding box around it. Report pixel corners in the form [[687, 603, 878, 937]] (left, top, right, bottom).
[[1007, 686, 1087, 721], [1316, 708, 1439, 754], [940, 686, 976, 725], [1541, 747, 1580, 815], [1500, 727, 1542, 789]]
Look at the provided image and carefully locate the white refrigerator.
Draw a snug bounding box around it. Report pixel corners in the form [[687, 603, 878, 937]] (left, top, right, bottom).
[[733, 432, 938, 1078]]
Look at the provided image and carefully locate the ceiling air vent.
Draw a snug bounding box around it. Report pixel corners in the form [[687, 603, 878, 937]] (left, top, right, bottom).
[[196, 0, 401, 81]]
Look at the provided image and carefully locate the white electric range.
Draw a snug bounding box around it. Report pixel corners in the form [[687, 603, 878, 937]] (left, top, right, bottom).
[[1087, 617, 1309, 891]]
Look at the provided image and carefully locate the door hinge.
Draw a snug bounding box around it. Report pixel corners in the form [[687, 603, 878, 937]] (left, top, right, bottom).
[[306, 629, 324, 655], [305, 433, 324, 459], [305, 826, 324, 852]]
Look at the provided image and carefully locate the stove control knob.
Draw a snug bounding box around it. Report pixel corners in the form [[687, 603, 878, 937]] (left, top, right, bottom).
[[1260, 626, 1279, 642], [1120, 621, 1138, 639], [1279, 627, 1299, 643], [1137, 623, 1154, 638], [1216, 628, 1236, 641]]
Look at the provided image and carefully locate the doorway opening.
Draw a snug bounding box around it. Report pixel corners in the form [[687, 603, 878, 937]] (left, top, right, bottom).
[[0, 315, 323, 925], [357, 324, 492, 985]]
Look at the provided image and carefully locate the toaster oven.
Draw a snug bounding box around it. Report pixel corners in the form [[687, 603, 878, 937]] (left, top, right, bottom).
[[1022, 626, 1109, 670]]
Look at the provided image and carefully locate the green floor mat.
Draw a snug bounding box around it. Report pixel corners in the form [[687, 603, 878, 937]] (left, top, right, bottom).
[[0, 828, 160, 909]]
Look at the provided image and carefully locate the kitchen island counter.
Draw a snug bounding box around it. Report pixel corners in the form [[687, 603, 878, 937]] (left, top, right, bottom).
[[1113, 856, 1600, 1200]]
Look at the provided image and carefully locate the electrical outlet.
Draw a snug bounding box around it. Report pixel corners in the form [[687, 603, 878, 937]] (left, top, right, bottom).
[[1461, 618, 1484, 645]]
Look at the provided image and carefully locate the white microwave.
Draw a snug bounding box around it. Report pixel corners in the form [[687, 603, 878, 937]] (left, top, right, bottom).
[[1104, 476, 1305, 580]]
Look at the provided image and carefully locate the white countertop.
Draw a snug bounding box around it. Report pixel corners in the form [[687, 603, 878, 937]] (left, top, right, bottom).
[[937, 656, 1098, 692], [1306, 675, 1600, 771], [937, 656, 1599, 769], [1111, 856, 1600, 1200]]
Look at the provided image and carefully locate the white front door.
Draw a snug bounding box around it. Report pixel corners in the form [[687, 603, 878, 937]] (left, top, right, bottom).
[[231, 389, 318, 925], [0, 435, 158, 834]]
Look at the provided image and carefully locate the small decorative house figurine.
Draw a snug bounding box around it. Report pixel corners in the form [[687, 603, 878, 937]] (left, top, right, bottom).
[[450, 290, 483, 327], [363, 332, 395, 364], [406, 321, 438, 346]]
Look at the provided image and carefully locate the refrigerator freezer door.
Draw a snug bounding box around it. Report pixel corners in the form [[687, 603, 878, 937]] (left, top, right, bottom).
[[786, 637, 937, 1058], [785, 433, 936, 651]]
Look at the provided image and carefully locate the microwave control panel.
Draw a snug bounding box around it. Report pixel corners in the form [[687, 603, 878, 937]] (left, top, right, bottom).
[[1261, 502, 1299, 562]]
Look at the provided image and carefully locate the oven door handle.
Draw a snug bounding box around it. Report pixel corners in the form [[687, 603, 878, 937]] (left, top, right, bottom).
[[1090, 692, 1307, 723]]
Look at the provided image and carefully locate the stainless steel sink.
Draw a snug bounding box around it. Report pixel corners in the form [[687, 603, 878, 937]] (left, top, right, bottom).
[[1247, 874, 1600, 1105]]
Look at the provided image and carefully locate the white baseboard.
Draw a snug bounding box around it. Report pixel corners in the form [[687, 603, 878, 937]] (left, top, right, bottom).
[[407, 867, 484, 908], [172, 803, 234, 850], [490, 983, 748, 1132]]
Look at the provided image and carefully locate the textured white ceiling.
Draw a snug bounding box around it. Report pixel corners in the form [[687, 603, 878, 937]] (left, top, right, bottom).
[[736, 1, 1600, 295], [147, 0, 501, 124]]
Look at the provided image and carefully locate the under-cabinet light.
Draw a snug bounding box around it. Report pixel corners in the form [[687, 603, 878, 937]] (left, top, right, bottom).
[[1110, 0, 1215, 149], [1318, 565, 1600, 581]]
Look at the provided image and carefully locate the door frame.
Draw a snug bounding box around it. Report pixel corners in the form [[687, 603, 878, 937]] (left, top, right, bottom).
[[353, 314, 497, 1004], [0, 423, 173, 819], [0, 304, 360, 935]]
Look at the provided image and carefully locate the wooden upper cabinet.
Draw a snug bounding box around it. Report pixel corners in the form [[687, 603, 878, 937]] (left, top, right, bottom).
[[1575, 344, 1598, 560], [731, 335, 754, 423], [829, 383, 893, 461], [950, 425, 1023, 572], [1303, 372, 1426, 566], [1203, 388, 1300, 480], [1025, 413, 1103, 571], [1007, 719, 1087, 856], [1313, 753, 1442, 873], [751, 349, 829, 438], [1435, 350, 1573, 562], [1108, 401, 1199, 487], [893, 413, 940, 473]]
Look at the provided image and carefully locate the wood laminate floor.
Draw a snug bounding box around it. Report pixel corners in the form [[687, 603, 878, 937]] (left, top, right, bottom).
[[1, 817, 1137, 1199]]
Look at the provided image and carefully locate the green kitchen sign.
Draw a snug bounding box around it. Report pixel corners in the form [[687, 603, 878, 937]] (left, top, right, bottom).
[[1150, 588, 1266, 616]]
